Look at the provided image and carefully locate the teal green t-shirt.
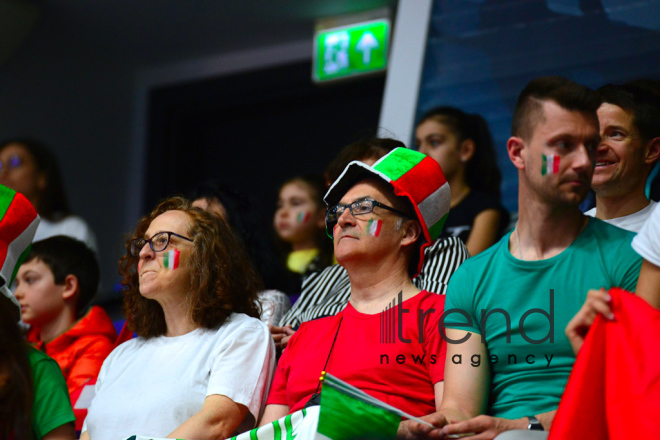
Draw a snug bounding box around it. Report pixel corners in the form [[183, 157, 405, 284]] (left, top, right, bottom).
[[445, 218, 641, 419], [27, 346, 75, 439]]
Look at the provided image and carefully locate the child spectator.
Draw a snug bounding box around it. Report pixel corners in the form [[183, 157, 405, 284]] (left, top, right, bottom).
[[274, 175, 334, 277], [14, 236, 116, 427]]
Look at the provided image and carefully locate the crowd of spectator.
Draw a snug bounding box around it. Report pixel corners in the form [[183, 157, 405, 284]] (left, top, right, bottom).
[[1, 75, 659, 440]]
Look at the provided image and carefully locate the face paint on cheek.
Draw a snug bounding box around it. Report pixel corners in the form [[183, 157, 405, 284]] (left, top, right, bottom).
[[163, 249, 180, 270], [366, 219, 382, 237], [137, 260, 143, 272], [541, 154, 560, 176], [297, 211, 310, 223]]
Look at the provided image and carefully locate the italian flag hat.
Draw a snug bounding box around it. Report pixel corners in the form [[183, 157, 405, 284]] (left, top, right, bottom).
[[324, 147, 450, 277], [0, 185, 40, 315]]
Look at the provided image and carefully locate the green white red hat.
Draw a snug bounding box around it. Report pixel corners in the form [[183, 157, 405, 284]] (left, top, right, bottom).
[[0, 184, 40, 317], [324, 147, 450, 277]]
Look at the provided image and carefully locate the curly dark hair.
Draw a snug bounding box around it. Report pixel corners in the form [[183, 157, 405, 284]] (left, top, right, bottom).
[[190, 181, 300, 295], [119, 196, 262, 338]]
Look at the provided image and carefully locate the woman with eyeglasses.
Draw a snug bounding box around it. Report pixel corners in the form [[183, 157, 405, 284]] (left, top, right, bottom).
[[80, 197, 275, 440], [0, 138, 98, 251]]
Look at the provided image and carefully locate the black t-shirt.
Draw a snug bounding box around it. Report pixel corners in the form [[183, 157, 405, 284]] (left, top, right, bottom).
[[440, 190, 509, 244]]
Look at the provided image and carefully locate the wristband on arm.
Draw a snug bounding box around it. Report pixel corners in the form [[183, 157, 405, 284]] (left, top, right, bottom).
[[526, 416, 544, 431]]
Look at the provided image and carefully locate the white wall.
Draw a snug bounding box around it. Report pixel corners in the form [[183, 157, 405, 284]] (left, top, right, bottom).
[[378, 0, 432, 145]]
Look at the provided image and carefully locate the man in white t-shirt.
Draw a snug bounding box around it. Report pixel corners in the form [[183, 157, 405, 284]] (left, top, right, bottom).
[[585, 83, 660, 232]]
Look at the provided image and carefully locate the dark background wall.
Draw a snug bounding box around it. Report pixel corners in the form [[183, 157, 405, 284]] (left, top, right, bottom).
[[146, 61, 385, 224], [0, 5, 135, 297], [0, 0, 394, 301]]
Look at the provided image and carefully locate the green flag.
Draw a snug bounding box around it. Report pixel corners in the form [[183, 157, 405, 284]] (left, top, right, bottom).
[[317, 374, 433, 440]]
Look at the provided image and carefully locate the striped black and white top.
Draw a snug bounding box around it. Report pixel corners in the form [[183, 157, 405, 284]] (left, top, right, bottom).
[[279, 236, 469, 327]]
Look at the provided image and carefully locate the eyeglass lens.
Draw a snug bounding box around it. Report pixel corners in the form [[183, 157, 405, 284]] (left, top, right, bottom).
[[131, 232, 170, 256]]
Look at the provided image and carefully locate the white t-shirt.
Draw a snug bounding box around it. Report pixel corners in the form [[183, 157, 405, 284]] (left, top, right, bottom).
[[584, 200, 657, 233], [632, 204, 660, 267], [34, 215, 98, 252], [82, 313, 275, 440]]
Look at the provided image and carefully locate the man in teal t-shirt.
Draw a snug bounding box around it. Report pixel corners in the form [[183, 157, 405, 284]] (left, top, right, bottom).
[[407, 77, 642, 439], [445, 219, 639, 419]]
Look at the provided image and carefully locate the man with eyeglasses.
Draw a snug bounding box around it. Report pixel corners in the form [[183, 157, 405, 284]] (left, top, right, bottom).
[[260, 148, 455, 433], [272, 138, 468, 349]]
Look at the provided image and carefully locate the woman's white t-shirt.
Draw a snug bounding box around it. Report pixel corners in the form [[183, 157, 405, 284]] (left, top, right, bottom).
[[82, 313, 275, 440]]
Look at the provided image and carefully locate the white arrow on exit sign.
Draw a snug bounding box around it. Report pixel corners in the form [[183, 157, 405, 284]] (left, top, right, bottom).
[[356, 32, 379, 64]]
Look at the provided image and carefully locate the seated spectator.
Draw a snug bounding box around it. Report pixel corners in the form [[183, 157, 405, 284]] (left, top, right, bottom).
[[0, 138, 98, 251], [0, 184, 75, 440], [81, 197, 274, 440], [274, 175, 334, 276], [272, 139, 468, 349], [409, 77, 642, 438], [416, 106, 509, 255], [261, 147, 451, 433], [191, 181, 295, 325], [16, 236, 116, 427], [584, 84, 660, 232]]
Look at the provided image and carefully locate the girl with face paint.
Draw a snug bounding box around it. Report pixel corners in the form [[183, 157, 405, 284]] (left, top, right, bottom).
[[273, 175, 333, 276]]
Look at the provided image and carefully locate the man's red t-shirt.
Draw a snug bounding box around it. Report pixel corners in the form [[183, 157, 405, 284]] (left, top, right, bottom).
[[267, 290, 447, 416]]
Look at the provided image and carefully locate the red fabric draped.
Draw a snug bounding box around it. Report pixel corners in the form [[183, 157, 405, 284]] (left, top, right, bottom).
[[550, 287, 660, 439]]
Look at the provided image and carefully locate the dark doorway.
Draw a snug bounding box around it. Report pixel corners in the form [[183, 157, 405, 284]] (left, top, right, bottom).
[[145, 60, 386, 223]]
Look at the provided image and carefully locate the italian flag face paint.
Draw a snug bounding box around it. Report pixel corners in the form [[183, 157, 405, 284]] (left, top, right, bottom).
[[163, 249, 180, 270], [297, 211, 310, 223], [542, 154, 560, 175], [366, 218, 382, 237]]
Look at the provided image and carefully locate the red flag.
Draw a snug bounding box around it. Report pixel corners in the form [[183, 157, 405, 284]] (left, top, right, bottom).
[[550, 288, 660, 439]]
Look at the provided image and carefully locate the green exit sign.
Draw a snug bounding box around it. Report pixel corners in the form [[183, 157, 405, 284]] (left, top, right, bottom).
[[313, 19, 390, 82]]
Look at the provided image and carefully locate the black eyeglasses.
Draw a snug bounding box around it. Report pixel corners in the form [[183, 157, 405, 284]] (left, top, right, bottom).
[[325, 198, 410, 236], [130, 231, 193, 257]]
